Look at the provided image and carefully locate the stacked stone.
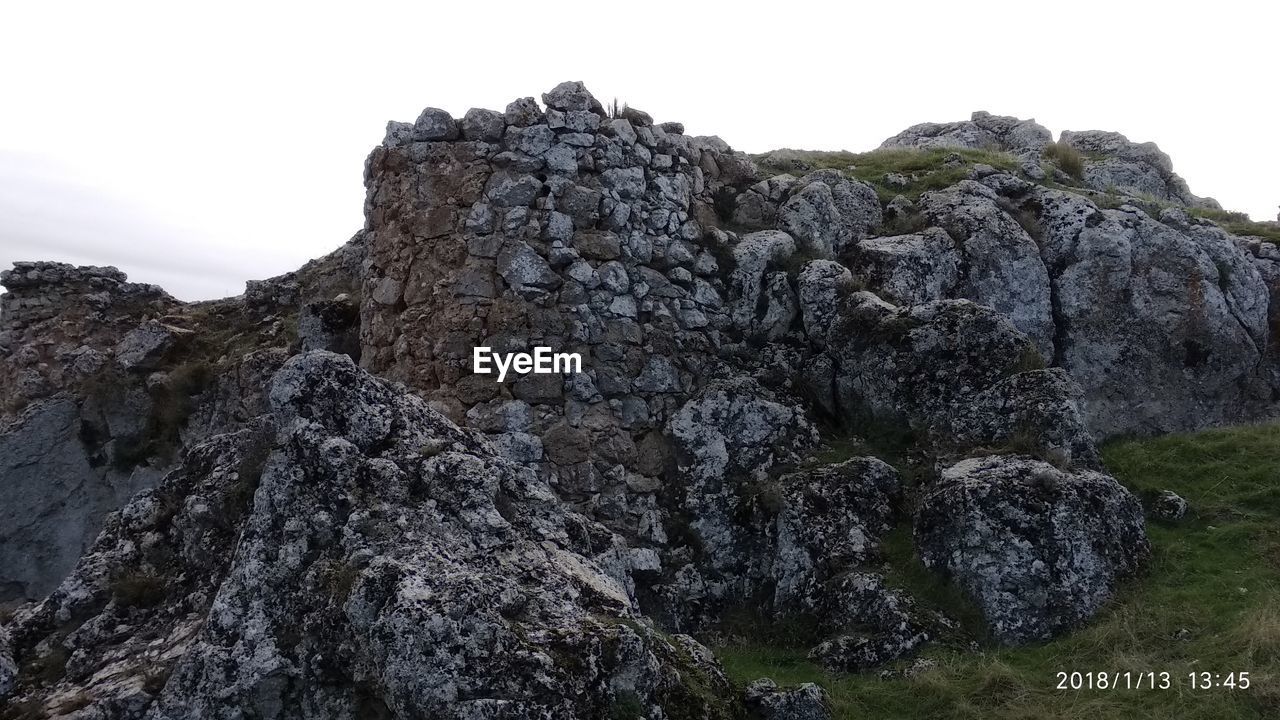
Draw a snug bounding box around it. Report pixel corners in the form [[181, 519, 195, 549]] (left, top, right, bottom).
[[359, 81, 764, 537], [0, 261, 176, 413]]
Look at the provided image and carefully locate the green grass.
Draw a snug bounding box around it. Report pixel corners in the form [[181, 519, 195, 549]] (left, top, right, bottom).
[[714, 423, 1280, 719], [1187, 208, 1280, 244], [753, 147, 1020, 203], [1044, 142, 1085, 180]]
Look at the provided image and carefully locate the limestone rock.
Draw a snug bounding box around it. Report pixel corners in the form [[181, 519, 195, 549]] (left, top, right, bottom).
[[4, 353, 740, 718], [1151, 490, 1189, 522], [915, 455, 1149, 644], [297, 294, 360, 358], [744, 678, 833, 720], [919, 181, 1055, 359], [412, 107, 460, 141], [730, 230, 797, 339], [0, 397, 165, 601], [852, 228, 960, 305], [881, 111, 1051, 153], [797, 260, 854, 344], [1059, 129, 1214, 207], [778, 181, 843, 259], [114, 321, 192, 371], [1034, 187, 1271, 436]]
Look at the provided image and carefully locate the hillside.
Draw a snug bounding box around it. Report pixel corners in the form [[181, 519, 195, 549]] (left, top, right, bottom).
[[3, 82, 1280, 719]]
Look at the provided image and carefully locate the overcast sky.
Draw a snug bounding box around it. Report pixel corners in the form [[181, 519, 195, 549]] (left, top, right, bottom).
[[2, 1, 1276, 301]]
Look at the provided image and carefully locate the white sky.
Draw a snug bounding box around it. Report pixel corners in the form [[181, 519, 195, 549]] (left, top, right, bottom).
[[2, 1, 1276, 301]]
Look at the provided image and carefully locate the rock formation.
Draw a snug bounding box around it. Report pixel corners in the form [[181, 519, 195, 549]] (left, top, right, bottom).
[[1, 82, 1275, 718]]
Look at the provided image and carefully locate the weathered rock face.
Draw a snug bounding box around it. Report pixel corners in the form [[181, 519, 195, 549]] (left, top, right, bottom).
[[1031, 187, 1272, 436], [851, 228, 959, 306], [0, 398, 165, 602], [880, 111, 1051, 156], [915, 455, 1149, 645], [919, 181, 1055, 359], [656, 379, 934, 670], [3, 353, 741, 718], [0, 237, 365, 603], [1059, 129, 1218, 209]]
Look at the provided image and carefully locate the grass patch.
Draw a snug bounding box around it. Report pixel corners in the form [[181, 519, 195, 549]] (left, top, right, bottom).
[[109, 569, 167, 608], [715, 423, 1280, 719], [754, 148, 1019, 203], [1188, 208, 1280, 244], [1044, 142, 1085, 180]]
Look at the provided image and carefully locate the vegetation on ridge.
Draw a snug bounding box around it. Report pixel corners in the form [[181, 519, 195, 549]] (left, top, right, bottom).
[[753, 147, 1020, 202], [714, 422, 1280, 719]]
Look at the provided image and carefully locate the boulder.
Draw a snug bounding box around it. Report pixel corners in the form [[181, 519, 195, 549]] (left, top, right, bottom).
[[114, 320, 192, 371], [1034, 187, 1272, 436], [852, 228, 960, 305], [728, 230, 798, 340], [778, 181, 843, 258], [919, 181, 1055, 358], [1059, 129, 1212, 207], [1151, 490, 1189, 522], [744, 678, 833, 720], [411, 107, 459, 141], [797, 260, 854, 344], [915, 455, 1149, 644], [795, 170, 882, 250]]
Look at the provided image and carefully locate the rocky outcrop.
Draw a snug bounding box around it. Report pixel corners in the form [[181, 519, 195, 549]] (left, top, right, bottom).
[[14, 83, 1280, 715], [0, 262, 177, 416], [915, 455, 1149, 644], [658, 380, 934, 670], [880, 111, 1051, 157], [1059, 129, 1218, 209], [919, 181, 1055, 359], [851, 227, 959, 306], [3, 352, 741, 718], [1031, 187, 1272, 436]]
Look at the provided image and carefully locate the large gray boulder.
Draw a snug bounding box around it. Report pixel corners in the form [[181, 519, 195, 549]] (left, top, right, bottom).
[[915, 455, 1149, 645], [661, 380, 932, 669], [823, 293, 1102, 466], [797, 260, 855, 343], [779, 182, 843, 258], [1034, 188, 1272, 436]]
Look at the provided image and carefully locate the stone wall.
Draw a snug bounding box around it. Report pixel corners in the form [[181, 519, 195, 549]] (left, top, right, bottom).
[[0, 262, 177, 415], [358, 82, 766, 532]]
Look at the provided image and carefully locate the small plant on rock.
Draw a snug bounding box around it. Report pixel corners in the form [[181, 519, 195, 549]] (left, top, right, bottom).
[[1043, 142, 1085, 180]]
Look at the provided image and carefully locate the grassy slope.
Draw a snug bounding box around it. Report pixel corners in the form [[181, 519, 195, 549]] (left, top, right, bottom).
[[753, 147, 1020, 203], [715, 424, 1280, 719]]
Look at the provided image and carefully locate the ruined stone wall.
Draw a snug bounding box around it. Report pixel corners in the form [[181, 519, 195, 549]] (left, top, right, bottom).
[[359, 82, 767, 528], [0, 262, 177, 415]]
